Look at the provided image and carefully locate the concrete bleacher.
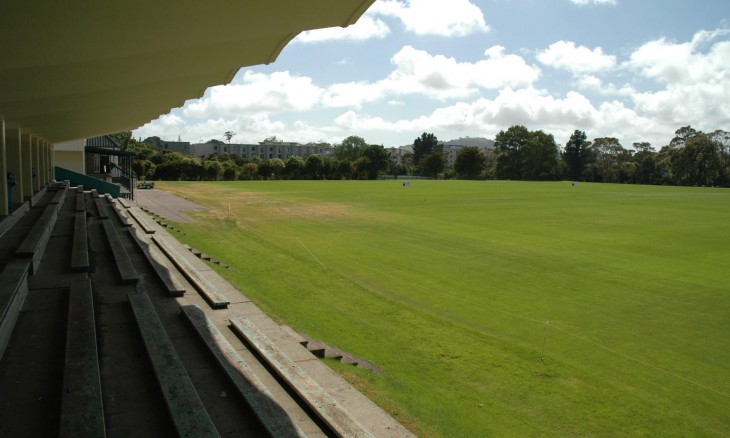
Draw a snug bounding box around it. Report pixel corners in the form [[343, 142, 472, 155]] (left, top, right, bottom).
[[0, 260, 31, 361], [59, 277, 105, 438], [128, 288, 219, 437], [0, 184, 414, 438]]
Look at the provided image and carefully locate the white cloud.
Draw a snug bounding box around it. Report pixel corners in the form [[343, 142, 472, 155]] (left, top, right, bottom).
[[134, 25, 730, 152], [183, 71, 324, 118], [370, 0, 489, 37], [625, 29, 730, 128], [294, 16, 390, 43], [570, 0, 617, 5], [322, 45, 540, 107], [538, 41, 617, 74]]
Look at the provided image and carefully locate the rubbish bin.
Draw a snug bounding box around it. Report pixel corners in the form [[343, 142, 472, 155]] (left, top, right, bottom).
[[7, 171, 17, 209]]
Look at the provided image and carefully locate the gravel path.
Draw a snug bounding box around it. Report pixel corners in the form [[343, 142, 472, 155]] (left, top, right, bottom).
[[133, 188, 206, 223]]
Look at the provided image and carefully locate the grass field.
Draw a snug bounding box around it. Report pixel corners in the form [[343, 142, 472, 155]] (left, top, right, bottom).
[[156, 180, 730, 437]]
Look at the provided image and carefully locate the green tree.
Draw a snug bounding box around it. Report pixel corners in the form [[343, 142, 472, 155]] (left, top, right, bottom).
[[669, 134, 723, 186], [590, 137, 632, 183], [524, 130, 560, 180], [632, 142, 658, 185], [336, 159, 354, 180], [413, 133, 439, 166], [335, 135, 367, 161], [494, 125, 530, 180], [205, 160, 223, 181], [223, 131, 236, 144], [359, 145, 391, 179], [562, 130, 591, 180], [110, 131, 133, 150], [304, 154, 325, 180], [669, 125, 699, 148], [284, 156, 305, 179], [420, 151, 446, 178], [454, 147, 486, 179], [240, 162, 258, 180], [221, 160, 238, 180]]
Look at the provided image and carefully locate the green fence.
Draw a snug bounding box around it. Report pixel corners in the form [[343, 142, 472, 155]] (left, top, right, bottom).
[[54, 166, 121, 198]]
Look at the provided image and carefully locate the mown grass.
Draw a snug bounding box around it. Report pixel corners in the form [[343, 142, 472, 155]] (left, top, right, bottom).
[[157, 180, 730, 437]]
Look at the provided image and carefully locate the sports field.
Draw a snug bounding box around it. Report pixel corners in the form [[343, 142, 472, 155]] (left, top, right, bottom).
[[157, 180, 729, 437]]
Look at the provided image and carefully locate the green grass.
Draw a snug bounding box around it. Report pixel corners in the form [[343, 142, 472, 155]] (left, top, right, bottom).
[[158, 180, 730, 437]]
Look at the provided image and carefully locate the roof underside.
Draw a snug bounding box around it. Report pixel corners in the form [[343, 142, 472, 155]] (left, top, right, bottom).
[[0, 0, 375, 144]]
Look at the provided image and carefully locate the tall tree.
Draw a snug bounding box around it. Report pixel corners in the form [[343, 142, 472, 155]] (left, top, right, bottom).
[[669, 126, 699, 148], [494, 125, 530, 180], [335, 135, 367, 161], [562, 130, 590, 180], [590, 137, 631, 183], [632, 142, 658, 185], [110, 131, 133, 150], [412, 133, 439, 166], [420, 151, 446, 178], [524, 130, 560, 180], [359, 145, 391, 179], [223, 131, 236, 144], [284, 156, 304, 179], [454, 147, 486, 179], [669, 134, 723, 186], [304, 154, 325, 180]]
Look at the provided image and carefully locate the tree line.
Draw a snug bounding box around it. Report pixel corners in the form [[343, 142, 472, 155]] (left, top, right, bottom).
[[112, 124, 730, 187]]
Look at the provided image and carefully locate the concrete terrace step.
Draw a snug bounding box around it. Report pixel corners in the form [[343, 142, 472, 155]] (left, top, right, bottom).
[[75, 190, 85, 212], [128, 289, 220, 438], [128, 227, 185, 297], [151, 235, 229, 309], [117, 197, 132, 209], [0, 260, 30, 361], [59, 277, 105, 438], [110, 200, 133, 227], [100, 209, 139, 284], [230, 316, 374, 438], [126, 206, 157, 234], [50, 186, 67, 206], [71, 211, 89, 272], [94, 197, 109, 219], [181, 305, 307, 438], [15, 200, 62, 274]]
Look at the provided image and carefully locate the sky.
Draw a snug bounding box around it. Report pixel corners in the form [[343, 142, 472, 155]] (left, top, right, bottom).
[[133, 0, 730, 150]]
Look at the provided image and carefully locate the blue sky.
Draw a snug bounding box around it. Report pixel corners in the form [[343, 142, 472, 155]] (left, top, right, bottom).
[[133, 0, 730, 149]]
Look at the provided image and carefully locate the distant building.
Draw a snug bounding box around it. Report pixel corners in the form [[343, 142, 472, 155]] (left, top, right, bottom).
[[144, 138, 333, 161], [386, 146, 411, 165], [442, 138, 495, 166]]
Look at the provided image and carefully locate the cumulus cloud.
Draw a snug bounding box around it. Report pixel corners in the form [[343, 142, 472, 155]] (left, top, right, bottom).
[[294, 16, 391, 43], [370, 0, 489, 37], [135, 26, 730, 151], [625, 29, 730, 127], [183, 71, 324, 118], [322, 45, 540, 107], [537, 41, 617, 74]]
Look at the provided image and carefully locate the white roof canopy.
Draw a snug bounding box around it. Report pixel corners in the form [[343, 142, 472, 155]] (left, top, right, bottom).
[[0, 0, 375, 143]]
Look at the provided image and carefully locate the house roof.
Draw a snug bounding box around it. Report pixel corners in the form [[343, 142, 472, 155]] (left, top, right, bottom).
[[0, 1, 375, 144], [86, 135, 121, 149]]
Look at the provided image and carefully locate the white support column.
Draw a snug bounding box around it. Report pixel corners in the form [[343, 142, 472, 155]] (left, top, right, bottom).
[[32, 136, 40, 192], [40, 140, 49, 185], [1, 120, 7, 216], [5, 128, 23, 210], [49, 143, 55, 180], [21, 132, 33, 201]]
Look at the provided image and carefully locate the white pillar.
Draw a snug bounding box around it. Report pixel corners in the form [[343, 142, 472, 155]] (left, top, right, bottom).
[[0, 120, 7, 216], [5, 128, 22, 210], [21, 132, 33, 201], [32, 136, 40, 192]]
